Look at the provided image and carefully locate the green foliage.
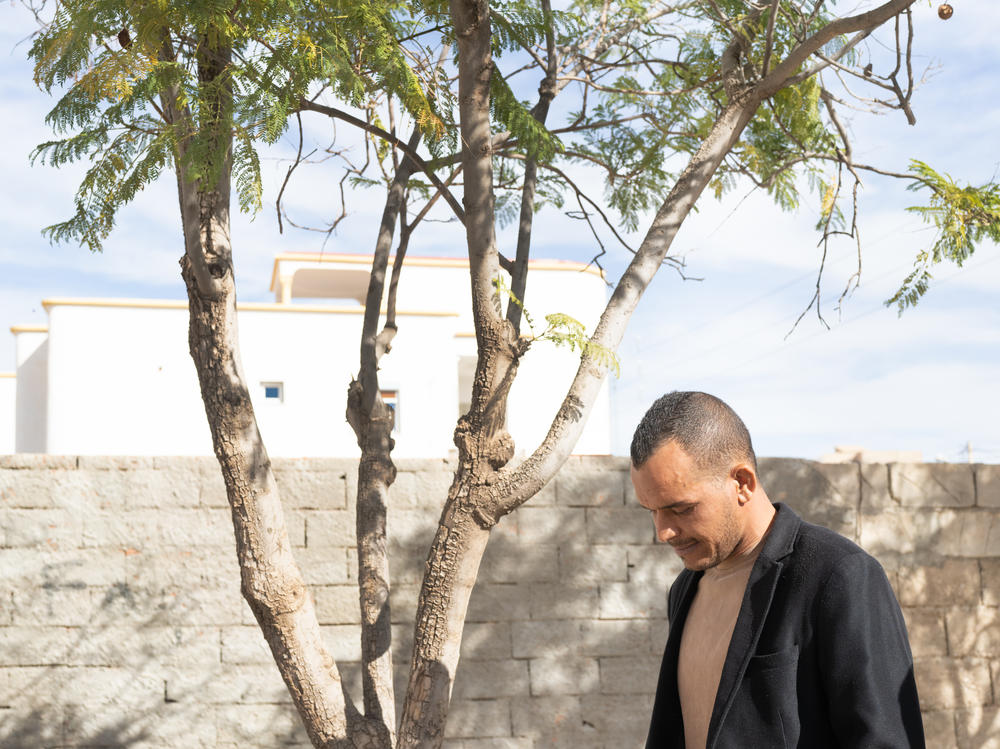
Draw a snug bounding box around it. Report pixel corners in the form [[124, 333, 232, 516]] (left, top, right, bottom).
[[28, 0, 448, 251], [543, 312, 621, 378], [490, 71, 562, 162], [493, 276, 621, 377], [886, 160, 1000, 313]]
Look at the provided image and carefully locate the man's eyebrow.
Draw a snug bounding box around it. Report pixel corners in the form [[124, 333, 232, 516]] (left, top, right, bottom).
[[650, 500, 694, 511]]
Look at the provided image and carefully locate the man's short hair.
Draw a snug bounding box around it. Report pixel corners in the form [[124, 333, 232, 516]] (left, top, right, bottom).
[[630, 391, 758, 475]]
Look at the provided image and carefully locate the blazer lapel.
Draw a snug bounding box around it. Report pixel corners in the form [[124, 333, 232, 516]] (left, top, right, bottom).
[[705, 503, 800, 747], [646, 569, 701, 748]]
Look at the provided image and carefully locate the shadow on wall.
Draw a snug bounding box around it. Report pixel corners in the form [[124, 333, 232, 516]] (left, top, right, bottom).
[[3, 456, 997, 747], [376, 456, 679, 749], [0, 591, 159, 748]]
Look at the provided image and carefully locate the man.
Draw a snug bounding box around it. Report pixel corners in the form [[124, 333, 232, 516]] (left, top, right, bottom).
[[630, 391, 923, 748]]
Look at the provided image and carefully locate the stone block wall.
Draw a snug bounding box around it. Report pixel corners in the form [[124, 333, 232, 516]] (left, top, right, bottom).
[[1, 455, 998, 748]]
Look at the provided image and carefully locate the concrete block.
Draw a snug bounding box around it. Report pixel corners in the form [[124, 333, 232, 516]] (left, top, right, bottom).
[[319, 625, 363, 662], [1, 509, 82, 550], [890, 463, 975, 508], [859, 509, 942, 559], [75, 625, 221, 668], [76, 456, 157, 471], [387, 508, 441, 548], [914, 657, 993, 709], [626, 544, 683, 589], [0, 627, 81, 666], [956, 707, 1000, 749], [445, 698, 511, 739], [896, 559, 981, 607], [527, 656, 599, 696], [0, 703, 64, 747], [0, 469, 65, 508], [82, 508, 240, 549], [214, 703, 310, 745], [294, 545, 351, 586], [558, 544, 628, 584], [392, 468, 455, 509], [584, 507, 653, 545], [527, 583, 598, 620], [304, 510, 356, 548], [199, 465, 230, 508], [74, 702, 218, 748], [921, 710, 958, 749], [555, 466, 625, 507], [9, 585, 93, 627], [759, 459, 859, 539], [512, 620, 649, 659], [0, 455, 77, 470], [933, 510, 1000, 557], [275, 468, 348, 510], [946, 607, 1000, 657], [387, 543, 432, 585], [453, 659, 529, 699], [513, 507, 584, 545], [599, 581, 667, 620], [388, 583, 420, 625], [598, 656, 661, 695], [649, 618, 670, 654], [580, 693, 654, 747], [901, 608, 948, 658], [123, 549, 245, 626], [983, 560, 1000, 606], [119, 468, 202, 509], [165, 662, 290, 705], [457, 739, 532, 749], [480, 540, 558, 584], [312, 585, 361, 625], [221, 626, 274, 664], [391, 622, 414, 665], [511, 695, 598, 749], [860, 463, 896, 515], [4, 665, 162, 709], [1, 547, 127, 589], [977, 465, 1000, 508], [467, 583, 530, 623], [460, 622, 512, 659]]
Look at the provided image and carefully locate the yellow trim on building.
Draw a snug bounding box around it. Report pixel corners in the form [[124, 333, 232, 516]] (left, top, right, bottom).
[[40, 298, 457, 317], [0, 372, 15, 379], [268, 252, 605, 292], [10, 324, 49, 334]]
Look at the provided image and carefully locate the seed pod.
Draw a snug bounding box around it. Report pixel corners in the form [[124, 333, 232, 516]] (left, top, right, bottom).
[[938, 4, 954, 19]]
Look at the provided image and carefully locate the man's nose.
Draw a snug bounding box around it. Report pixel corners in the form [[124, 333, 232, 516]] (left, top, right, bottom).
[[653, 513, 678, 543]]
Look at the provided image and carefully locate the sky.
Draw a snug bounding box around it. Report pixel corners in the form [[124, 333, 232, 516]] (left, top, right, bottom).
[[2, 2, 999, 462]]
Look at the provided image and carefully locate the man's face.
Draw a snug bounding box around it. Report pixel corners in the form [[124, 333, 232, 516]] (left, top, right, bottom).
[[630, 440, 744, 571]]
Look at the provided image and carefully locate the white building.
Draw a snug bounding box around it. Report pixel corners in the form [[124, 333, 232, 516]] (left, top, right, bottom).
[[5, 253, 612, 457]]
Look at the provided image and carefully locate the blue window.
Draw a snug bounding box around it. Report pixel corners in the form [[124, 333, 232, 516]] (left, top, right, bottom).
[[262, 382, 284, 402]]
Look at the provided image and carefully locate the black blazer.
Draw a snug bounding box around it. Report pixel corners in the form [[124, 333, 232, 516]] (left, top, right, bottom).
[[646, 503, 924, 748]]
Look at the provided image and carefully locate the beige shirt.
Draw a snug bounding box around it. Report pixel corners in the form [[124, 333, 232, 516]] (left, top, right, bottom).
[[676, 542, 764, 749]]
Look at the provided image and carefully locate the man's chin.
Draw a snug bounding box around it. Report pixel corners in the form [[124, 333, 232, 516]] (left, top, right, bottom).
[[672, 540, 706, 569]]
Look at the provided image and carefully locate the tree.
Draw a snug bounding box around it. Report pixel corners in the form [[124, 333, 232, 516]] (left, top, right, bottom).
[[26, 1, 998, 747]]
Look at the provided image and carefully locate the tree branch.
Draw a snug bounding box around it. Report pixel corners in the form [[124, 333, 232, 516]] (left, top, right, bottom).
[[298, 98, 467, 226]]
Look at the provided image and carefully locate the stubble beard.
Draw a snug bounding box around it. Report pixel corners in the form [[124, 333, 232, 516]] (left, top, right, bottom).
[[688, 504, 745, 572]]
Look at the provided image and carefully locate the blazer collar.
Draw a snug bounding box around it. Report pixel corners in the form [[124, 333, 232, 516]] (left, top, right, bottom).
[[706, 502, 802, 747]]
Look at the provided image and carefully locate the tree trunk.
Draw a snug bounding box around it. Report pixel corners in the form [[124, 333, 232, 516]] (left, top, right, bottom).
[[168, 33, 354, 749], [346, 129, 423, 748]]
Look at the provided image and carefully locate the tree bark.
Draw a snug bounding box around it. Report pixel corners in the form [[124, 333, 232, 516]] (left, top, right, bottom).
[[506, 0, 557, 335], [346, 128, 423, 748], [167, 32, 354, 749]]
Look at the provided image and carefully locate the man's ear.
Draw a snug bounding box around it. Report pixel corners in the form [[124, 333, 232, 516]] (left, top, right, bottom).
[[733, 464, 757, 505]]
